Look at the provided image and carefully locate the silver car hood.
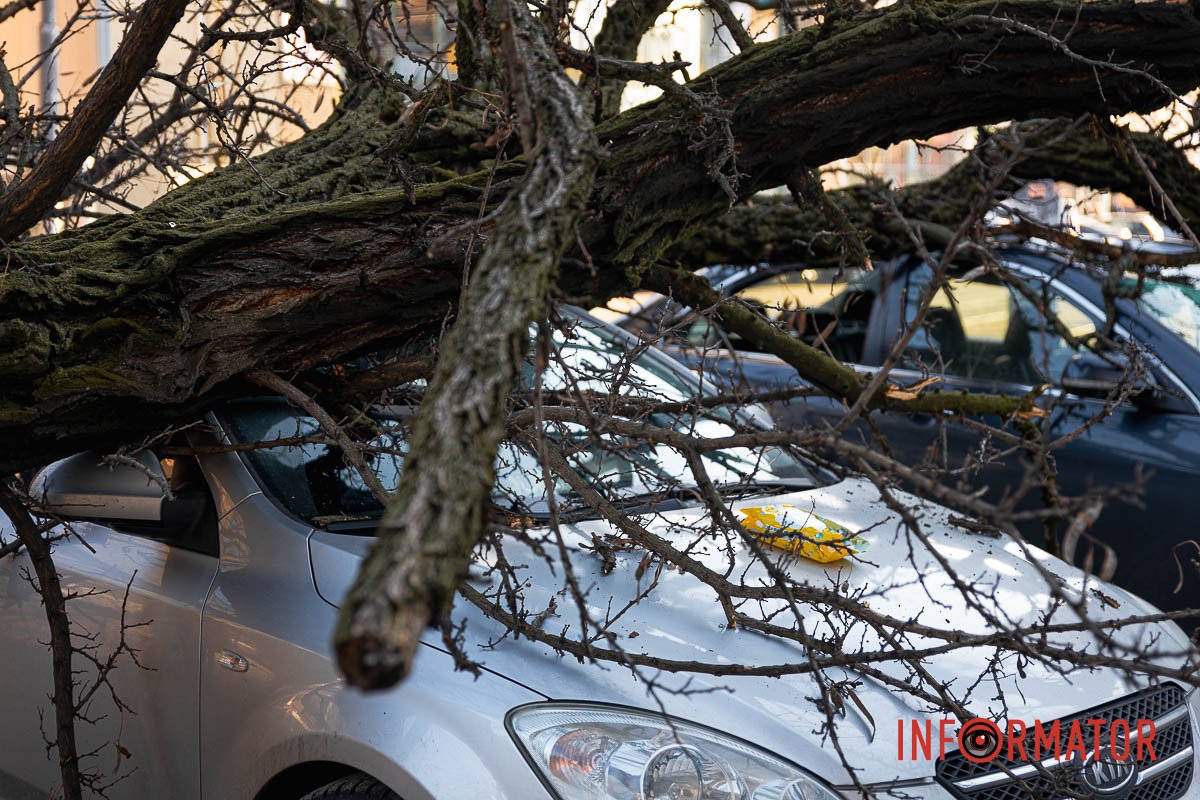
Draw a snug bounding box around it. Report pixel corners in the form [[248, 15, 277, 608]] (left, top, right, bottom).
[[309, 477, 1193, 786]]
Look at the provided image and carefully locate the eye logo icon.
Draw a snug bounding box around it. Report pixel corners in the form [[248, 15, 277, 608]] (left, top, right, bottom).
[[1078, 753, 1137, 798], [958, 718, 1002, 763]]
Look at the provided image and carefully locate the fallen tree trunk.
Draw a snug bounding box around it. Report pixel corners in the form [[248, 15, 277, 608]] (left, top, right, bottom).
[[330, 2, 1200, 688], [3, 2, 1200, 475], [667, 117, 1200, 267]]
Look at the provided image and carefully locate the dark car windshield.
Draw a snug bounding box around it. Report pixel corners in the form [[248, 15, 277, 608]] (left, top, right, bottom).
[[221, 314, 819, 527]]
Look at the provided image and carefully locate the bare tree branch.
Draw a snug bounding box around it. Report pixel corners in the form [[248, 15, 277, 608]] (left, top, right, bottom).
[[0, 484, 82, 800], [0, 0, 190, 240]]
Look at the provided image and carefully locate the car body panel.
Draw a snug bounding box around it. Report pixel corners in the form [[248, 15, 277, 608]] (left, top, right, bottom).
[[1, 307, 1198, 800], [194, 441, 552, 800], [309, 476, 1189, 788], [0, 516, 216, 798], [876, 250, 1200, 614]]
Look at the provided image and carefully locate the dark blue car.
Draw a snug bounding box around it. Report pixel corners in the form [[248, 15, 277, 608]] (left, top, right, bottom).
[[617, 245, 1200, 617]]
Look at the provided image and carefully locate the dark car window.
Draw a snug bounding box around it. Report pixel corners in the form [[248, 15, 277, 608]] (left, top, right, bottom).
[[900, 264, 1095, 386], [685, 267, 878, 363]]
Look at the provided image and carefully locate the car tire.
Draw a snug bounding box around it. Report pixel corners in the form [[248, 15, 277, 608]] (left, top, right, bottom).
[[298, 773, 400, 800]]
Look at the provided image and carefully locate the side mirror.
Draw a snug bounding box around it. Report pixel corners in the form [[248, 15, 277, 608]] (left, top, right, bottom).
[[1060, 351, 1160, 408], [30, 450, 167, 523]]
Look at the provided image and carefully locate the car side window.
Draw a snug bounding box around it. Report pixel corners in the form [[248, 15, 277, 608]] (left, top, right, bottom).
[[685, 267, 877, 363], [900, 264, 1096, 386]]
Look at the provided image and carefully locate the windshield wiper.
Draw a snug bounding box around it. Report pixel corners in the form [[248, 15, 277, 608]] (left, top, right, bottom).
[[314, 512, 383, 534], [534, 486, 702, 523], [713, 477, 816, 499], [525, 478, 816, 524]]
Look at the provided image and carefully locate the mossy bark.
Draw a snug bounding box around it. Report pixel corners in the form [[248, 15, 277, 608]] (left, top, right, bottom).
[[2, 1, 1200, 475], [668, 117, 1200, 269], [333, 0, 601, 689]]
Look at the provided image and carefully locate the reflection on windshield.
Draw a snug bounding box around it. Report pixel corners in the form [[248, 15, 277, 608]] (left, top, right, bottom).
[[222, 315, 816, 526], [1134, 280, 1200, 352]]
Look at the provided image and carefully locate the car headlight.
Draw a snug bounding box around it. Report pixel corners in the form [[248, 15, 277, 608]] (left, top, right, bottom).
[[508, 703, 842, 800]]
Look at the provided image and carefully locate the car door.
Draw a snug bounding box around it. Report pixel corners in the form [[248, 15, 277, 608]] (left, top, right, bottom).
[[869, 261, 1042, 494], [0, 450, 218, 798], [876, 260, 1200, 614], [652, 265, 889, 437]]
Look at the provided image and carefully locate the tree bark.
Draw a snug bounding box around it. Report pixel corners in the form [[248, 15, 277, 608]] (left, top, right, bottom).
[[589, 0, 674, 119], [1, 1, 1199, 473], [333, 0, 600, 689], [667, 117, 1200, 268]]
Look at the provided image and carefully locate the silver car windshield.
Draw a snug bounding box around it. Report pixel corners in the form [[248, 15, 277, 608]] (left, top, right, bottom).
[[221, 315, 819, 527]]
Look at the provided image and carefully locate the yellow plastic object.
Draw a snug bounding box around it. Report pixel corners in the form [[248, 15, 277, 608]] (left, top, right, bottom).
[[737, 505, 867, 563]]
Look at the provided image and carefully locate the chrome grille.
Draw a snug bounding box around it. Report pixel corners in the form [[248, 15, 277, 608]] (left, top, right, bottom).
[[1130, 763, 1192, 800], [935, 684, 1194, 800]]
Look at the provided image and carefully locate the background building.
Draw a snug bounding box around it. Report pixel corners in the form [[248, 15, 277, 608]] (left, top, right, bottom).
[[0, 0, 336, 218]]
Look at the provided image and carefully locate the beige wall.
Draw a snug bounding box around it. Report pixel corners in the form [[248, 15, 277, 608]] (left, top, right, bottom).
[[1, 0, 102, 109], [0, 1, 338, 213]]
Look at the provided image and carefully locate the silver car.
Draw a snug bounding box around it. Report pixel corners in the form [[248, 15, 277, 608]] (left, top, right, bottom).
[[1, 313, 1197, 800]]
